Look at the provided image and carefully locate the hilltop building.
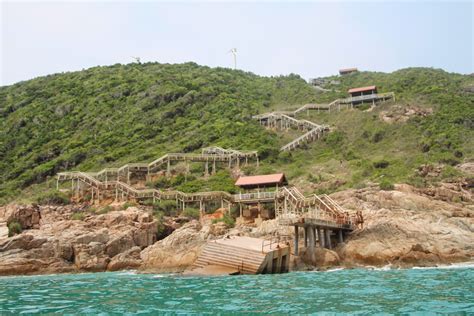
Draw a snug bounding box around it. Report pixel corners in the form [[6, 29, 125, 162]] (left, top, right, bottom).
[[345, 85, 394, 107], [339, 67, 358, 75]]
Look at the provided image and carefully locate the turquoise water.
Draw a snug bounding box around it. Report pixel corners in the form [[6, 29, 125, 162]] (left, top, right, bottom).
[[0, 266, 473, 314]]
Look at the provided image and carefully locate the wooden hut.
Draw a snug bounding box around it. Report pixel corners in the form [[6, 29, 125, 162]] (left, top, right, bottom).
[[235, 173, 287, 191], [347, 85, 378, 107]]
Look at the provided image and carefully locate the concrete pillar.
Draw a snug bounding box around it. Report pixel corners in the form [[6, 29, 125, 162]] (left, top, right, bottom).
[[204, 162, 209, 177], [319, 228, 325, 248], [294, 226, 299, 256], [338, 230, 344, 244], [325, 229, 332, 249], [308, 226, 315, 256], [304, 226, 308, 248], [313, 227, 318, 246], [167, 160, 171, 177]]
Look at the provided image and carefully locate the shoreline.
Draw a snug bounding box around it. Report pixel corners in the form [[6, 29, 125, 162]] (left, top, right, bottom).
[[1, 259, 473, 279]]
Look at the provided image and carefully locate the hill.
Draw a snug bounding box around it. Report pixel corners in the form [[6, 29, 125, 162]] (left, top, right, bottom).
[[0, 63, 473, 203]]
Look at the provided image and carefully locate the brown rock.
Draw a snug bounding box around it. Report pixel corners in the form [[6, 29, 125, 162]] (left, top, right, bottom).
[[5, 205, 41, 229], [303, 248, 340, 267], [107, 247, 142, 271], [105, 232, 135, 257], [140, 220, 206, 272]]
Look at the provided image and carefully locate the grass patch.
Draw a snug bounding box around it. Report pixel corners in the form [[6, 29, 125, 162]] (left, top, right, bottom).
[[212, 213, 235, 228], [71, 212, 85, 221]]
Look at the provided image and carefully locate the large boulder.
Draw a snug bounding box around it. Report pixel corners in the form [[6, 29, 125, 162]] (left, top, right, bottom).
[[107, 246, 143, 271], [140, 220, 206, 272], [331, 185, 474, 268], [5, 205, 41, 229], [0, 206, 159, 276]]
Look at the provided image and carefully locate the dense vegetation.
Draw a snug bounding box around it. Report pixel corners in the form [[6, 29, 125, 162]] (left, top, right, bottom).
[[0, 63, 472, 203]]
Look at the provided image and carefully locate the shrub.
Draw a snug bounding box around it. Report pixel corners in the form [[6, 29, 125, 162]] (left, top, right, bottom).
[[379, 179, 395, 191], [153, 177, 171, 189], [371, 130, 385, 143], [307, 174, 323, 184], [373, 160, 390, 169], [182, 207, 200, 219], [152, 200, 177, 216], [121, 201, 137, 210], [36, 191, 70, 205], [8, 220, 22, 237], [212, 213, 235, 228], [71, 212, 85, 220], [97, 205, 113, 214]]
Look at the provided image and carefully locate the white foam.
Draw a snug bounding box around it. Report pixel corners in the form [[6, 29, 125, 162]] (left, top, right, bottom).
[[152, 273, 176, 278], [411, 261, 474, 270]]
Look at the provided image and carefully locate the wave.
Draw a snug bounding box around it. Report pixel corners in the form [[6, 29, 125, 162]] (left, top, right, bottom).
[[411, 261, 474, 270]]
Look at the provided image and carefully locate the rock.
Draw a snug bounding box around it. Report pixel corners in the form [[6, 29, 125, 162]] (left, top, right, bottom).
[[54, 241, 74, 262], [0, 205, 158, 276], [302, 248, 340, 267], [0, 234, 47, 251], [5, 205, 41, 229], [140, 220, 205, 272], [107, 247, 142, 271], [332, 184, 474, 267], [73, 244, 110, 271], [211, 222, 228, 236], [105, 232, 135, 257]]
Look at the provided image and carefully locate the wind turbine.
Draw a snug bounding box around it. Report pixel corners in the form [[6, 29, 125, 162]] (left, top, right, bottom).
[[228, 48, 237, 70], [131, 56, 141, 64]]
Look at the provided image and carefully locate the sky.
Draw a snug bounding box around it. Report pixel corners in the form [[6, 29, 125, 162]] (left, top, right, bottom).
[[0, 1, 473, 86]]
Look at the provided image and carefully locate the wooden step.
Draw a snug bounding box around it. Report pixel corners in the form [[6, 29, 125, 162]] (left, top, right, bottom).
[[193, 242, 269, 274], [195, 253, 263, 267], [196, 247, 265, 265]]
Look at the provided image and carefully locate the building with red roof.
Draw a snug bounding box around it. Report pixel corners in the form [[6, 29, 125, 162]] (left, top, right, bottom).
[[235, 173, 287, 190]]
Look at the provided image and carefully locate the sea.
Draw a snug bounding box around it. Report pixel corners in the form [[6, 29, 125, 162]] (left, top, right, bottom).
[[0, 264, 473, 315]]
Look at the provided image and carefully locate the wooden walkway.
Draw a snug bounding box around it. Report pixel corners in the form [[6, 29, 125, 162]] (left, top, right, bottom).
[[57, 171, 356, 230], [253, 112, 329, 151], [59, 147, 258, 185]]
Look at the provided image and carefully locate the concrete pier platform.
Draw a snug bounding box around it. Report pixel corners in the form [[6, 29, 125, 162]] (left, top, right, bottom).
[[192, 236, 290, 274]]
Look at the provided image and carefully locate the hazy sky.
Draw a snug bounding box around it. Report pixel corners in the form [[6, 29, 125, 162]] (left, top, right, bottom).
[[1, 1, 473, 86]]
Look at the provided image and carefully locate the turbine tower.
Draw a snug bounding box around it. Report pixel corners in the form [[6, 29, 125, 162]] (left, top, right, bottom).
[[131, 56, 141, 64], [228, 48, 237, 70]]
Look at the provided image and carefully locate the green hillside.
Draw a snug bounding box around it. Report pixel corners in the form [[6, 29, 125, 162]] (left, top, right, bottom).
[[0, 63, 472, 203]]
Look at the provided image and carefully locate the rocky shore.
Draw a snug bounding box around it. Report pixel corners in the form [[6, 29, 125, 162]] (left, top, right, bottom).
[[0, 182, 472, 276]]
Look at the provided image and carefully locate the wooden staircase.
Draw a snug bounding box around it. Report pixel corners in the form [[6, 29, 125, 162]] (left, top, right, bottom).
[[194, 241, 267, 274], [253, 112, 329, 152]]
